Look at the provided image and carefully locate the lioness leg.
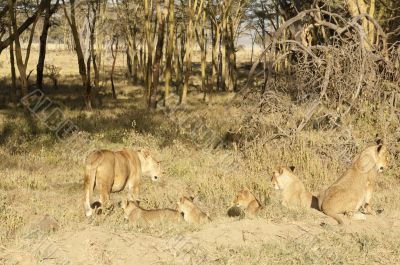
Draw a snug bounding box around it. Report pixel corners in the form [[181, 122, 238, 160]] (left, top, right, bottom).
[[323, 208, 345, 225], [127, 181, 140, 201], [362, 185, 375, 215], [99, 185, 111, 210]]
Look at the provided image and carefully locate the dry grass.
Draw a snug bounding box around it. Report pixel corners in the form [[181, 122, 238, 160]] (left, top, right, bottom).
[[0, 49, 399, 264]]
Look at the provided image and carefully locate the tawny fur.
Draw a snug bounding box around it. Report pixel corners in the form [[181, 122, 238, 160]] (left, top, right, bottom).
[[121, 200, 182, 223], [232, 188, 262, 216], [271, 166, 316, 209], [319, 144, 387, 225], [83, 148, 161, 217], [176, 197, 211, 224]]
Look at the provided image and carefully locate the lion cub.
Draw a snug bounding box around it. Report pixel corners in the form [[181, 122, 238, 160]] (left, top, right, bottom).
[[176, 196, 211, 224], [271, 166, 317, 209], [121, 200, 182, 223], [319, 142, 387, 225], [232, 188, 262, 216]]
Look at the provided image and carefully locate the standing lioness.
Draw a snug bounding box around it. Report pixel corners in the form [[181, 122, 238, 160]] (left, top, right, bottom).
[[320, 142, 387, 225], [84, 148, 161, 217]]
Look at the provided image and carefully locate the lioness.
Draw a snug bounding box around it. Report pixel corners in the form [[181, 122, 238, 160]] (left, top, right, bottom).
[[232, 188, 262, 216], [319, 142, 387, 225], [84, 148, 161, 217], [271, 166, 317, 209], [120, 200, 182, 223], [176, 196, 211, 224]]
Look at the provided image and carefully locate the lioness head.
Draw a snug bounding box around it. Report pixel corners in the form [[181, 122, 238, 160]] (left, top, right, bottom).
[[355, 140, 387, 173], [233, 188, 255, 208], [271, 166, 295, 190], [137, 149, 162, 181]]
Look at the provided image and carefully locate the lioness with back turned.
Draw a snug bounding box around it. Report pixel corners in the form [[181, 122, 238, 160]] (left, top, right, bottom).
[[271, 166, 318, 209], [319, 141, 387, 225], [176, 196, 211, 224], [84, 148, 161, 217], [121, 200, 182, 223]]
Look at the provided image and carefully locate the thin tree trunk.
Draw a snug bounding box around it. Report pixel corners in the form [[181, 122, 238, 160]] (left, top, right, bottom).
[[181, 17, 193, 105], [149, 0, 169, 109], [36, 0, 58, 90], [164, 0, 174, 106], [8, 29, 17, 105], [62, 0, 91, 109], [144, 0, 153, 100], [110, 36, 118, 99]]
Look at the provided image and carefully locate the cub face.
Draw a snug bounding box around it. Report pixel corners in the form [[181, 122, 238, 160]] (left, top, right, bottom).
[[271, 166, 295, 190], [233, 188, 253, 208], [120, 199, 140, 219], [176, 196, 194, 212]]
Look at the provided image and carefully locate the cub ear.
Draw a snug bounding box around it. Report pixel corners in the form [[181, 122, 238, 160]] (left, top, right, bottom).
[[135, 199, 141, 206], [289, 166, 295, 172], [376, 138, 383, 146], [189, 196, 195, 202]]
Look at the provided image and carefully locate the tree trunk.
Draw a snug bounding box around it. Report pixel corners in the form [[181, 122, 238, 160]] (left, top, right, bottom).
[[144, 0, 153, 100], [148, 0, 169, 109], [62, 0, 91, 110], [110, 36, 118, 99], [181, 16, 193, 105], [8, 0, 37, 97], [36, 1, 58, 90], [8, 29, 17, 105], [164, 0, 174, 106]]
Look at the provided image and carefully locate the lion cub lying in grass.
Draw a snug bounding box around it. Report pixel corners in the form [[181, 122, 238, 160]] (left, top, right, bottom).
[[176, 196, 211, 224], [121, 200, 183, 223], [229, 188, 262, 217], [319, 142, 387, 225], [271, 166, 318, 209]]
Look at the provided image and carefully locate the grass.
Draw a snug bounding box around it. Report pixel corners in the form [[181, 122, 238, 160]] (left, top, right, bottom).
[[0, 49, 399, 264]]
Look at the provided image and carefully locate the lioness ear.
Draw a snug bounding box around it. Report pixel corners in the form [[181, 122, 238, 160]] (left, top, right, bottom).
[[189, 196, 195, 202], [289, 166, 295, 172], [377, 144, 385, 153], [135, 199, 141, 206], [376, 138, 383, 146]]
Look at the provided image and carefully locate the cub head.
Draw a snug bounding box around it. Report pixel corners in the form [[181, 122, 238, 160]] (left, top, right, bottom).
[[271, 166, 295, 190], [176, 196, 194, 212], [137, 149, 162, 181], [120, 199, 140, 219], [233, 188, 254, 208]]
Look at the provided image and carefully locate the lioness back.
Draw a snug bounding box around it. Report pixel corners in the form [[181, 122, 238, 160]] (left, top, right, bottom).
[[320, 142, 387, 225], [271, 166, 314, 208]]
